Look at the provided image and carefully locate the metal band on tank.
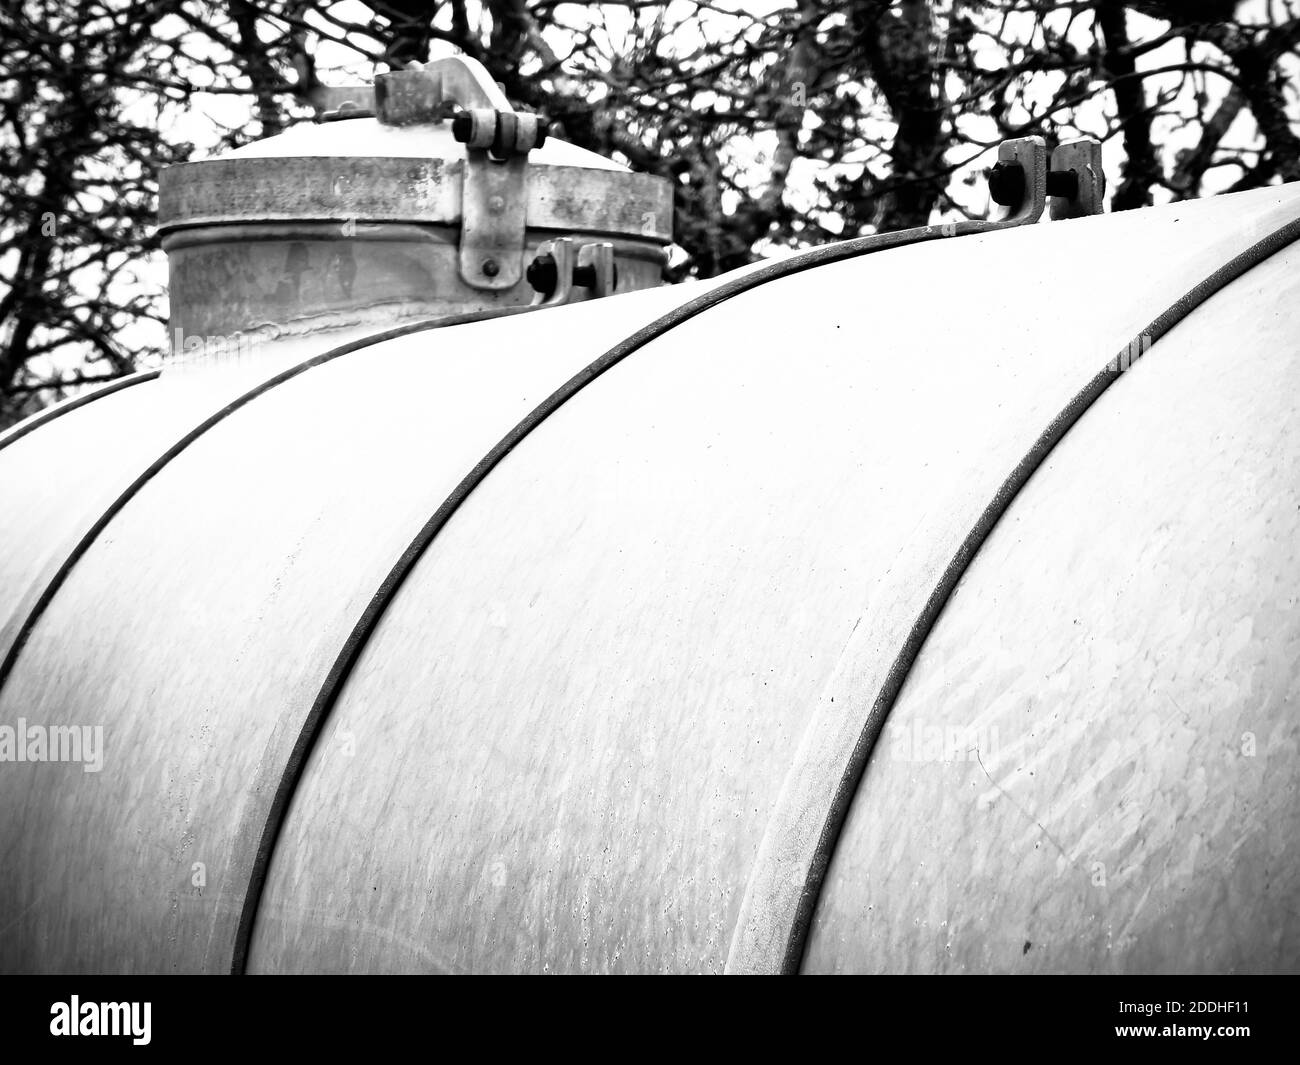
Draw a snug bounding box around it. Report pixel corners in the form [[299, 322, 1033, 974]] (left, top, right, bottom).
[[0, 369, 160, 455], [752, 216, 1300, 976], [235, 213, 1300, 976], [0, 306, 538, 697], [228, 211, 1054, 973]]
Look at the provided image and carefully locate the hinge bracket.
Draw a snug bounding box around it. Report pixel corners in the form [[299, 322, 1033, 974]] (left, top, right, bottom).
[[371, 57, 547, 291]]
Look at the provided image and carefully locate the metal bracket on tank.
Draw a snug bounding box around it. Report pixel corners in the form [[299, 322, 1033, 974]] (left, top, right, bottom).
[[452, 108, 547, 291], [526, 238, 617, 307], [987, 135, 1105, 224], [986, 137, 1049, 225], [1049, 139, 1106, 219], [374, 57, 548, 291]]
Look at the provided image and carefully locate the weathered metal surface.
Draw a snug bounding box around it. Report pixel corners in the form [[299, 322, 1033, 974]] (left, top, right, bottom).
[[158, 155, 671, 337], [0, 348, 321, 693], [0, 379, 166, 647], [527, 237, 618, 306], [1050, 139, 1106, 219], [803, 244, 1300, 974], [2, 182, 1298, 976], [724, 188, 1300, 975], [234, 172, 1096, 974], [374, 57, 512, 125], [458, 152, 529, 289], [156, 60, 673, 337], [158, 157, 672, 240], [158, 156, 462, 228], [988, 136, 1047, 224], [0, 285, 698, 973], [161, 224, 665, 339], [243, 185, 1300, 974]]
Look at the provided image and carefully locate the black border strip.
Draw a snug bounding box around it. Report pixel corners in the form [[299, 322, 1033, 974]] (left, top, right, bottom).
[[230, 214, 1045, 973], [0, 306, 538, 696], [0, 370, 161, 455], [776, 215, 1300, 974]]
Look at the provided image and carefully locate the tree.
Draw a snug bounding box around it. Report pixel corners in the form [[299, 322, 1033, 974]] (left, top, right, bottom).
[[2, 0, 1299, 428]]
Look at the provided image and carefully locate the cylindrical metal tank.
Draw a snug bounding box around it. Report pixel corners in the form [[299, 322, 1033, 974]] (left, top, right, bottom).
[[0, 177, 1297, 974]]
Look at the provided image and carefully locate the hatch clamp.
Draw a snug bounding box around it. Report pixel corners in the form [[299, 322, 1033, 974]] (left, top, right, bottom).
[[526, 238, 618, 307], [372, 57, 548, 292], [987, 136, 1105, 222]]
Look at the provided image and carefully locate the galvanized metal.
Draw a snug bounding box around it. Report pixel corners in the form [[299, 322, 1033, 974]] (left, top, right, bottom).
[[0, 351, 319, 698], [0, 284, 702, 974], [257, 188, 1300, 974], [157, 154, 670, 233], [159, 153, 671, 339], [803, 242, 1300, 974], [374, 57, 513, 125], [727, 211, 1300, 975], [0, 369, 158, 455], [1, 182, 1297, 976], [161, 223, 665, 340], [458, 152, 529, 290], [527, 237, 617, 306], [156, 58, 673, 341], [1050, 139, 1106, 219], [989, 136, 1048, 225], [158, 105, 667, 244]]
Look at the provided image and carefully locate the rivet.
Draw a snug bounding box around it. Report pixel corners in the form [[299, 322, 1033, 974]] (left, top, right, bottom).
[[482, 258, 500, 277]]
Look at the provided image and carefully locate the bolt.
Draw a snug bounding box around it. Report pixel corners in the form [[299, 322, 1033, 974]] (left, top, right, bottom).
[[526, 253, 558, 294], [987, 161, 1025, 207], [573, 260, 618, 291], [1047, 168, 1079, 200], [482, 258, 500, 278], [451, 111, 473, 143]]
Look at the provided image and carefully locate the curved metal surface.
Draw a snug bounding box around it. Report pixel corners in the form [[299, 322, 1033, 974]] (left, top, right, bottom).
[[729, 213, 1300, 976], [235, 184, 1056, 972], [0, 308, 553, 704], [0, 372, 166, 637], [245, 184, 1300, 974], [803, 244, 1300, 974], [0, 285, 696, 973], [0, 370, 223, 673], [158, 157, 674, 242], [163, 224, 666, 341], [0, 369, 158, 455]]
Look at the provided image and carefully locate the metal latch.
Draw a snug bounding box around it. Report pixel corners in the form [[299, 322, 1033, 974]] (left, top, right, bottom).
[[451, 108, 547, 291], [526, 238, 618, 307], [1048, 140, 1105, 219], [987, 136, 1105, 222], [373, 57, 547, 291]]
